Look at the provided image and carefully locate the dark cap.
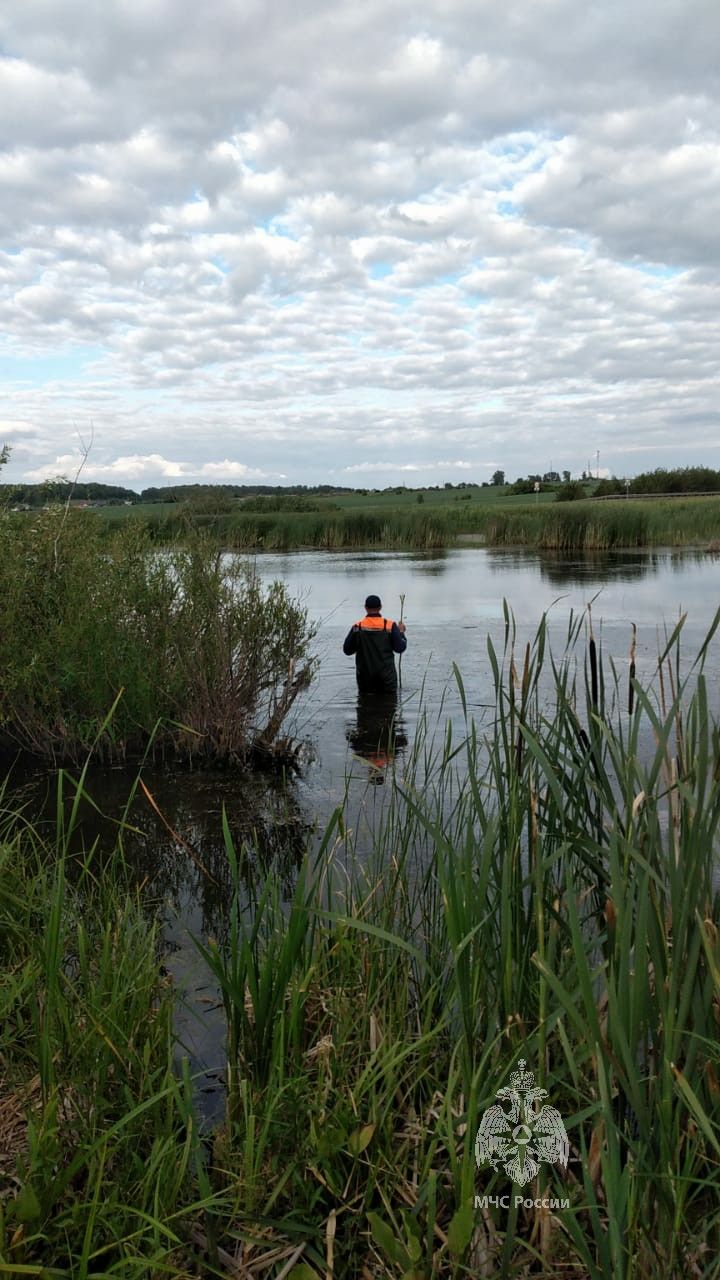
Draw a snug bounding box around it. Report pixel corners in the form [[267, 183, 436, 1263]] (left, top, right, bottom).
[[364, 594, 382, 610]]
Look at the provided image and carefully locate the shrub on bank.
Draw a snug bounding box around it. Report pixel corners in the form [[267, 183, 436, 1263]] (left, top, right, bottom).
[[554, 480, 587, 502], [0, 508, 315, 765]]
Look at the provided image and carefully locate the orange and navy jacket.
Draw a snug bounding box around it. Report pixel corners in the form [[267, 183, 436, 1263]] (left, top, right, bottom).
[[343, 613, 406, 693]]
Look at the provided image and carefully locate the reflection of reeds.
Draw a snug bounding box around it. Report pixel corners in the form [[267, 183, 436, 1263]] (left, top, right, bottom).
[[3, 609, 720, 1274]]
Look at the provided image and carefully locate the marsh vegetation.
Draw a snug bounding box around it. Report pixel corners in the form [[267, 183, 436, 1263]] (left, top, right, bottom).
[[0, 509, 315, 767], [111, 493, 720, 552], [2, 611, 719, 1277]]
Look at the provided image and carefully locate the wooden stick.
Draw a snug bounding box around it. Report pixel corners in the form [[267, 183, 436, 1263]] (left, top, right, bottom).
[[399, 593, 406, 689]]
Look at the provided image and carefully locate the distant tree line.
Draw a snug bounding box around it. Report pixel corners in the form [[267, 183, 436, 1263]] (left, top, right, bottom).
[[139, 483, 352, 502], [0, 481, 137, 506], [595, 467, 720, 496], [0, 481, 355, 507], [490, 465, 720, 502], [4, 466, 720, 510]]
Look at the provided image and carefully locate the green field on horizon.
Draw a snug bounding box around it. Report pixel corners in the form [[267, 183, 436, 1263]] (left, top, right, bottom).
[[96, 483, 566, 522]]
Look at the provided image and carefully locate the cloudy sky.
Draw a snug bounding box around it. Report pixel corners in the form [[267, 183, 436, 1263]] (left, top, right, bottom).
[[1, 1, 718, 490]]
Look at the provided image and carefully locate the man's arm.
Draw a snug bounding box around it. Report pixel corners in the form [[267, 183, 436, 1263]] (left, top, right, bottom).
[[343, 626, 359, 655], [390, 622, 407, 654]]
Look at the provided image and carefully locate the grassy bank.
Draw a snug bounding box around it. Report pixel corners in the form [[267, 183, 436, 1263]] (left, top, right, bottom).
[[144, 506, 467, 550], [0, 788, 208, 1275], [0, 509, 315, 767], [95, 494, 720, 550], [10, 480, 720, 550], [2, 612, 719, 1276], [485, 496, 720, 549]]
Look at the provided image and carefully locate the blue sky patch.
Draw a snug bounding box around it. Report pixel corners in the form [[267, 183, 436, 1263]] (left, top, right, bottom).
[[0, 349, 103, 384]]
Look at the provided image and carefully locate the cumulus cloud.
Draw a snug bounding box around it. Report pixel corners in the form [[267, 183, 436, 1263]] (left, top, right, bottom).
[[21, 452, 282, 483], [197, 459, 285, 480], [0, 0, 719, 487]]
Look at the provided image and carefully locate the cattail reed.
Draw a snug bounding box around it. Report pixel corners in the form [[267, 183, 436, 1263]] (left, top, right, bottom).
[[629, 622, 637, 714], [588, 603, 598, 709]]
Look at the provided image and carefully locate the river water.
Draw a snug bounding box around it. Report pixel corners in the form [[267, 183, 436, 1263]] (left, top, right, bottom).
[[23, 546, 720, 1121], [258, 545, 720, 808]]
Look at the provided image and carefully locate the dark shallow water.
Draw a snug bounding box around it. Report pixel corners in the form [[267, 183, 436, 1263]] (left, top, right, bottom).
[[15, 546, 720, 1123]]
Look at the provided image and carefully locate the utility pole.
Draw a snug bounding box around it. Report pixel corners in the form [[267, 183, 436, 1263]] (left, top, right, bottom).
[[596, 450, 600, 480]]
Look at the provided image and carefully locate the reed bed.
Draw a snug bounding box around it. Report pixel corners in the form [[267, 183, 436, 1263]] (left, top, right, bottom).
[[485, 498, 720, 549], [192, 607, 720, 1278], [1, 612, 719, 1276], [145, 508, 463, 550], [0, 773, 220, 1276], [125, 496, 720, 550]]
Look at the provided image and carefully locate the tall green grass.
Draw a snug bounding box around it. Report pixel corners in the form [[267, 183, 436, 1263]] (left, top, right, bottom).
[[113, 495, 720, 550], [486, 497, 720, 549], [0, 789, 220, 1276], [144, 507, 463, 549], [197, 607, 720, 1277]]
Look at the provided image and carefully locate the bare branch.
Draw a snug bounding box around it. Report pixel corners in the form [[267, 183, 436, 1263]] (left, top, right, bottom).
[[52, 423, 95, 572]]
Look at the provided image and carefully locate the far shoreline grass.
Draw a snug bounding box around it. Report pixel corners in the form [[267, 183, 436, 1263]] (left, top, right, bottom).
[[100, 493, 720, 551], [7, 480, 720, 550]]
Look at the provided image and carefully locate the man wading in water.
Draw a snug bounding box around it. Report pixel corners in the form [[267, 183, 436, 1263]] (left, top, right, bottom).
[[342, 594, 407, 695]]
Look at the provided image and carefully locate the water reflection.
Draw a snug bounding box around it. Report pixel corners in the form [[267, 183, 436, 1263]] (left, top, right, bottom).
[[485, 549, 661, 588], [538, 552, 659, 588], [346, 693, 408, 785], [22, 763, 312, 935], [410, 551, 450, 575], [484, 547, 717, 590]]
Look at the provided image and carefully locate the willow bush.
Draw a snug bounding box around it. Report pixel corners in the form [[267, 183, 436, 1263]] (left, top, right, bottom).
[[0, 508, 315, 766]]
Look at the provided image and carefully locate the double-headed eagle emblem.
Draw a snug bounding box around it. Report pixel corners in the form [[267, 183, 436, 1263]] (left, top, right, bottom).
[[475, 1060, 569, 1187]]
